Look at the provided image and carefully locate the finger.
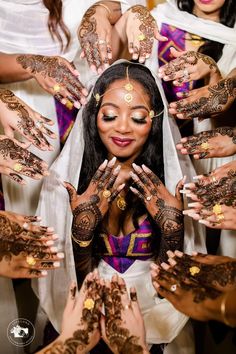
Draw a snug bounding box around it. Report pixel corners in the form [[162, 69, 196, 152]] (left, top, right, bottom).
[[64, 281, 77, 315], [154, 26, 168, 42], [3, 126, 15, 139], [129, 186, 145, 202], [109, 183, 125, 203], [63, 181, 78, 203], [175, 176, 186, 201], [106, 165, 121, 190], [97, 157, 116, 190], [142, 164, 163, 188], [19, 268, 48, 278], [90, 159, 108, 189]]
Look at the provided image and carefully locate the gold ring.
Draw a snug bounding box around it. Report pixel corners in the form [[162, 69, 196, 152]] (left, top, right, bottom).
[[35, 120, 44, 129], [103, 189, 111, 198], [146, 195, 153, 201], [138, 33, 146, 41], [216, 213, 224, 222], [189, 266, 200, 276], [200, 142, 210, 151], [26, 255, 37, 266], [53, 84, 61, 92], [84, 298, 95, 310], [13, 163, 23, 173], [213, 204, 222, 215], [65, 100, 74, 110]]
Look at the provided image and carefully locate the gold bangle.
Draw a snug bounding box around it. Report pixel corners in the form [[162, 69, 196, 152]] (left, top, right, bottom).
[[71, 234, 93, 247], [220, 293, 234, 327], [95, 3, 112, 18]]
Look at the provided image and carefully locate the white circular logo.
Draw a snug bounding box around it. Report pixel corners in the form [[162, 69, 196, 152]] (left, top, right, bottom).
[[7, 318, 35, 347]]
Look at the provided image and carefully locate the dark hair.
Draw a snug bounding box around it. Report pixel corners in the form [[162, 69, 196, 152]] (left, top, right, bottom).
[[177, 0, 236, 62], [78, 62, 164, 248], [43, 0, 71, 51]]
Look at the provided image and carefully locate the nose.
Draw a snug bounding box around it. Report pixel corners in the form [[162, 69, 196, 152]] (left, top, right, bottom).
[[115, 115, 131, 134]]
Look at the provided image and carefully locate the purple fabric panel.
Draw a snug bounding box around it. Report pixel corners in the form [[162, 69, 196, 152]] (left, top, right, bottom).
[[54, 98, 78, 144], [158, 23, 198, 103]]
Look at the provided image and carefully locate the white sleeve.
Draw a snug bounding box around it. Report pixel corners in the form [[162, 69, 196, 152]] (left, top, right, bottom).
[[110, 0, 147, 13]]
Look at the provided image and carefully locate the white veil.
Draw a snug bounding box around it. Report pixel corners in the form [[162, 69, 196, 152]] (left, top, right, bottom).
[[33, 60, 206, 338]]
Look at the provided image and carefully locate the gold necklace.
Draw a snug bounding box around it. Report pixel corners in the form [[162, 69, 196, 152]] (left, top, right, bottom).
[[186, 33, 205, 47], [116, 195, 127, 211]]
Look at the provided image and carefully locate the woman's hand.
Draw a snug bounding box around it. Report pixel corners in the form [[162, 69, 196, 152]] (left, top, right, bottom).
[[0, 89, 56, 150], [125, 5, 167, 64], [0, 210, 64, 279], [37, 271, 102, 354], [150, 260, 223, 322], [169, 77, 236, 119], [0, 135, 49, 184], [16, 54, 88, 109], [64, 157, 125, 245], [159, 48, 221, 87], [129, 163, 184, 253], [101, 274, 149, 354], [78, 3, 115, 73], [176, 127, 236, 159]]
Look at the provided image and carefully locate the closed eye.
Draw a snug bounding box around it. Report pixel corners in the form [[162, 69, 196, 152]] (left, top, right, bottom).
[[102, 114, 117, 121], [132, 117, 147, 124]]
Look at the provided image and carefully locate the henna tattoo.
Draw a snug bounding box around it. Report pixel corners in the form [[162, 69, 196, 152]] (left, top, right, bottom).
[[194, 170, 236, 208], [182, 127, 236, 156], [0, 213, 53, 262], [154, 199, 184, 262], [79, 6, 101, 67], [0, 89, 50, 148], [104, 281, 144, 354], [176, 77, 236, 118], [71, 195, 102, 242], [44, 279, 102, 354], [163, 51, 219, 80], [9, 173, 23, 184], [0, 137, 44, 172], [131, 5, 156, 55]]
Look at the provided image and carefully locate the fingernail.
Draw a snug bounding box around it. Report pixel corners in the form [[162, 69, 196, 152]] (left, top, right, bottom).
[[57, 252, 65, 259], [50, 247, 58, 252], [53, 261, 60, 267], [46, 240, 54, 246], [41, 270, 48, 276]]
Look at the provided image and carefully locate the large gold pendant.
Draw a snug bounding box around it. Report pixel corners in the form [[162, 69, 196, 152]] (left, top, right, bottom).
[[116, 196, 127, 211]]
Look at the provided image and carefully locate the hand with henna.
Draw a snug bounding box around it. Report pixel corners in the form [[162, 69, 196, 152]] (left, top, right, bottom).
[[64, 157, 125, 245], [169, 76, 236, 119], [0, 210, 64, 279], [16, 54, 88, 109], [37, 270, 102, 354], [78, 2, 122, 73], [129, 163, 184, 262], [0, 135, 49, 184], [176, 127, 236, 159], [159, 48, 221, 87], [150, 250, 236, 325], [123, 5, 167, 64], [0, 88, 56, 150], [101, 274, 149, 354]]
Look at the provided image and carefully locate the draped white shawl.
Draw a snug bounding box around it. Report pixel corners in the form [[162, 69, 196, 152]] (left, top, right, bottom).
[[33, 60, 206, 346]]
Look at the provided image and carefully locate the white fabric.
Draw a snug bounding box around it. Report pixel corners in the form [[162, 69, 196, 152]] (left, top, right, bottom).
[[147, 0, 236, 259], [33, 60, 206, 345]]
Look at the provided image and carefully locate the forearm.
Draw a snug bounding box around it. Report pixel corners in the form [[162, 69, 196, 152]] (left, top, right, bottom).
[[36, 335, 87, 354], [72, 240, 95, 288], [96, 1, 122, 25], [0, 53, 32, 83]]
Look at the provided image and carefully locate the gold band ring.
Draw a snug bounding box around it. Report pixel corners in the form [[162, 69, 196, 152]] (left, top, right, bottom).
[[53, 84, 61, 92], [103, 189, 111, 199], [138, 33, 146, 41], [189, 266, 200, 276], [216, 213, 225, 222], [84, 298, 95, 310], [200, 142, 210, 151], [213, 204, 222, 216], [13, 163, 23, 173], [26, 255, 37, 266]]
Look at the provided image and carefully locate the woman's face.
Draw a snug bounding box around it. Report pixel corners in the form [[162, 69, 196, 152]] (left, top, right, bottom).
[[193, 0, 225, 20], [97, 79, 153, 161]]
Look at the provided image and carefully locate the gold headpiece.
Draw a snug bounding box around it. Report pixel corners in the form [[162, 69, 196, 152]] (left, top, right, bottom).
[[93, 66, 157, 120]]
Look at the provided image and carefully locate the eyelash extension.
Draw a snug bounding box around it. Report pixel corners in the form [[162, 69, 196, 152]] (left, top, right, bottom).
[[101, 115, 117, 121], [132, 117, 147, 124]]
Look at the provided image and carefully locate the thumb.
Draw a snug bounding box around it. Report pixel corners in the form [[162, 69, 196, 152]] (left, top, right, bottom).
[[63, 181, 77, 203], [170, 47, 186, 59]]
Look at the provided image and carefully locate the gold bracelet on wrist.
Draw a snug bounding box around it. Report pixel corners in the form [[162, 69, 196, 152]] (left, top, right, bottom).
[[95, 3, 112, 18], [71, 234, 93, 248], [220, 292, 233, 327]]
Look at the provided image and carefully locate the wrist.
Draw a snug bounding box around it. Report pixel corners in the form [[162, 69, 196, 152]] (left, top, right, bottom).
[[16, 54, 34, 80]]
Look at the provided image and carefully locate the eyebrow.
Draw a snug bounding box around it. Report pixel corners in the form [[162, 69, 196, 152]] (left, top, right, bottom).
[[100, 102, 149, 112]]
